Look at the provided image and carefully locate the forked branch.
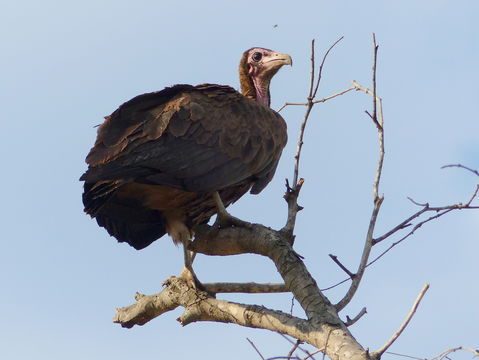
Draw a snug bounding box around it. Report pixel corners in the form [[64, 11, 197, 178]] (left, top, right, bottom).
[[116, 222, 370, 360], [282, 37, 345, 239], [335, 34, 383, 312]]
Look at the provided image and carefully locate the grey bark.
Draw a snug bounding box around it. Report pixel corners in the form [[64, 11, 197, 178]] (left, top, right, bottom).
[[114, 223, 370, 360]]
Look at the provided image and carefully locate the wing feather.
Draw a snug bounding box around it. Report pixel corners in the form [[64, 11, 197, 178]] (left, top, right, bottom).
[[82, 84, 287, 195]]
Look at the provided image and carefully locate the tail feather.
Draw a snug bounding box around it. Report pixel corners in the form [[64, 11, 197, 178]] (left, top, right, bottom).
[[83, 181, 167, 250]]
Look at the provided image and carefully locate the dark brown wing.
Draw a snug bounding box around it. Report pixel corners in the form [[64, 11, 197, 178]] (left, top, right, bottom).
[[81, 84, 287, 195], [80, 84, 287, 249]]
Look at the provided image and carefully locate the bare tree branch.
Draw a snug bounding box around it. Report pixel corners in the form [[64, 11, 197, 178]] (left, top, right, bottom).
[[371, 284, 430, 360], [385, 351, 425, 360], [313, 87, 356, 104], [335, 34, 384, 312], [114, 273, 368, 360], [329, 254, 355, 278], [286, 340, 302, 360], [304, 350, 323, 360], [109, 38, 479, 360], [308, 39, 316, 100], [191, 223, 342, 325], [386, 346, 479, 360], [282, 37, 344, 240], [374, 184, 479, 246], [277, 86, 355, 113], [441, 163, 479, 177], [322, 189, 479, 293], [204, 282, 288, 294], [429, 346, 479, 360], [293, 37, 344, 189], [345, 307, 367, 327], [182, 223, 370, 360], [280, 334, 318, 360], [312, 36, 344, 98], [247, 337, 266, 360]]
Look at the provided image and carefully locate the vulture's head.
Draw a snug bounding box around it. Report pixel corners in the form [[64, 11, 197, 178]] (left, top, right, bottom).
[[239, 47, 292, 107]]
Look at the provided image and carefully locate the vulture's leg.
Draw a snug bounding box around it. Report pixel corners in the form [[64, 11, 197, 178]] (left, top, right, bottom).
[[167, 217, 202, 289], [180, 242, 200, 287], [182, 239, 196, 269], [180, 234, 205, 289], [179, 238, 205, 290], [212, 191, 250, 228]]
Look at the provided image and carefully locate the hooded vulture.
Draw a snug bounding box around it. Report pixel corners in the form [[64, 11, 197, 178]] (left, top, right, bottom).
[[80, 47, 291, 270]]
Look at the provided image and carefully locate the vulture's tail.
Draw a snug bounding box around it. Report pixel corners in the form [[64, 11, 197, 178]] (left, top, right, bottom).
[[83, 181, 167, 250]]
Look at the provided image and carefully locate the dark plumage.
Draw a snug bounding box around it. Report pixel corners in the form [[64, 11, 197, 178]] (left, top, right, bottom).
[[80, 48, 291, 254]]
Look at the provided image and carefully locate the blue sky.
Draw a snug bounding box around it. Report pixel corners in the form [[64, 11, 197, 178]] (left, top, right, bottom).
[[1, 1, 477, 359]]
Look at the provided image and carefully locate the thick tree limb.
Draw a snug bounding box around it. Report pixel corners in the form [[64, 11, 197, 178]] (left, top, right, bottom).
[[115, 275, 369, 360], [191, 223, 340, 325], [204, 282, 288, 294], [115, 222, 370, 360]]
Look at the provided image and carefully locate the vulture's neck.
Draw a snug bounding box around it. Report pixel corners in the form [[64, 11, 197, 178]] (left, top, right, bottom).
[[239, 65, 271, 108], [251, 77, 271, 107]]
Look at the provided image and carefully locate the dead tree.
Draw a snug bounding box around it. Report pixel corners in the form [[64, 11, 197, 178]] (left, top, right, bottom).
[[112, 35, 479, 360]]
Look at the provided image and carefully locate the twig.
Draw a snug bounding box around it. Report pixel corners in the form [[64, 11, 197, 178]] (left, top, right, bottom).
[[429, 346, 479, 360], [371, 33, 379, 131], [407, 197, 429, 207], [385, 351, 425, 360], [329, 254, 355, 278], [335, 34, 384, 312], [277, 86, 355, 113], [312, 37, 344, 98], [374, 183, 479, 246], [441, 163, 479, 177], [309, 39, 316, 100], [371, 284, 430, 360], [386, 348, 479, 360], [368, 210, 454, 267], [282, 38, 344, 238], [322, 196, 479, 292], [320, 277, 350, 292], [369, 199, 479, 265], [345, 307, 367, 327], [280, 334, 318, 360], [303, 349, 322, 360], [247, 338, 266, 360], [277, 101, 309, 112], [287, 340, 302, 360], [314, 86, 355, 104], [293, 37, 344, 189], [321, 330, 333, 360], [372, 206, 428, 244], [465, 184, 479, 206]]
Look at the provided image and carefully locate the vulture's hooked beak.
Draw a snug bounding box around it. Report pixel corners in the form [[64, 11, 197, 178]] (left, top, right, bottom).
[[266, 52, 293, 67]]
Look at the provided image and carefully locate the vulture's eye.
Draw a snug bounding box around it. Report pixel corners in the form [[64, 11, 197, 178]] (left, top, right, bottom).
[[252, 52, 262, 62]]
